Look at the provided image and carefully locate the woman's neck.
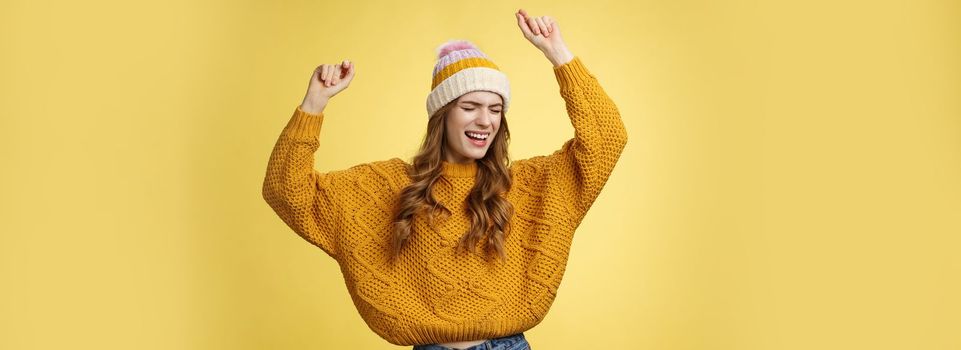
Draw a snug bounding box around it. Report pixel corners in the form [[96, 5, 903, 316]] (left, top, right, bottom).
[[441, 160, 478, 178]]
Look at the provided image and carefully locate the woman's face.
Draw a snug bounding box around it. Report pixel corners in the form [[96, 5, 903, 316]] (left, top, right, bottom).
[[443, 91, 504, 164]]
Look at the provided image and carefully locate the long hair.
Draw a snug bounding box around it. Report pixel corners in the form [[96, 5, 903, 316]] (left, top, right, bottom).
[[391, 97, 514, 261]]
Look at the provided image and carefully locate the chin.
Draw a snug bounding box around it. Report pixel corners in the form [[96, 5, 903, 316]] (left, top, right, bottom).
[[461, 149, 488, 160]]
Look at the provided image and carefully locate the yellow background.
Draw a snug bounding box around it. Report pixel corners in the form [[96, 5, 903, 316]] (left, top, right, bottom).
[[2, 0, 959, 348]]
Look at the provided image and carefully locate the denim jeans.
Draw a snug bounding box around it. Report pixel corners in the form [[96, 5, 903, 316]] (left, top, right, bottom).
[[412, 333, 530, 350]]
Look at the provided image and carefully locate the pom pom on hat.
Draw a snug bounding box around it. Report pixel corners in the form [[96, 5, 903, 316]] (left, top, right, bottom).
[[435, 39, 479, 59]]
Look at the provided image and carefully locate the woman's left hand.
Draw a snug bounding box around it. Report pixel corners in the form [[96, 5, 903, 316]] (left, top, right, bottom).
[[515, 9, 575, 67]]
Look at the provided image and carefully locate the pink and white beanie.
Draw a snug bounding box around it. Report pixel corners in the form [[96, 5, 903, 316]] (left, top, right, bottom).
[[426, 40, 511, 117]]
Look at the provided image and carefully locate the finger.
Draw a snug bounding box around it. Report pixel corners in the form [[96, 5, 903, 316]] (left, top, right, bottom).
[[344, 60, 355, 82], [535, 17, 548, 37], [327, 65, 337, 86], [527, 17, 540, 35], [339, 60, 351, 78], [323, 65, 334, 86], [544, 16, 555, 34], [319, 65, 329, 86], [337, 63, 348, 85], [516, 12, 533, 37]]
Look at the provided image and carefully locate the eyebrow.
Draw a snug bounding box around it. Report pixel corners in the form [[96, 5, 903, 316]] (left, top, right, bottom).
[[459, 101, 503, 108]]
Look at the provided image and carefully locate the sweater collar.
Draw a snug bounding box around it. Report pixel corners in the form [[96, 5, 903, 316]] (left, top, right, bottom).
[[441, 160, 478, 178]]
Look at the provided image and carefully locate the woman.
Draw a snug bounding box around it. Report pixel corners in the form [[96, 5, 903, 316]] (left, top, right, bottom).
[[262, 9, 627, 350]]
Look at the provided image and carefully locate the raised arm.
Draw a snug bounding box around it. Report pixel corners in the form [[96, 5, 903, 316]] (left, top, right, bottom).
[[512, 9, 629, 216], [261, 60, 355, 258]]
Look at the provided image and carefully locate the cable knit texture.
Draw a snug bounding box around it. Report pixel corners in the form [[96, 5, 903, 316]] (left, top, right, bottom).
[[262, 56, 627, 346]]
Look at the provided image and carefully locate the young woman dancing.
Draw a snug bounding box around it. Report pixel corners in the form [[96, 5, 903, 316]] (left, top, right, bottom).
[[263, 9, 628, 350]]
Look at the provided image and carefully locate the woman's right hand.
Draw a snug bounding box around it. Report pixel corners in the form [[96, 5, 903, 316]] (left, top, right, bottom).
[[300, 60, 355, 115]]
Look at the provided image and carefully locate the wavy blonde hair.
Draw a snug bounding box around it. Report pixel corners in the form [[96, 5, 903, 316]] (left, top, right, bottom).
[[391, 97, 514, 261]]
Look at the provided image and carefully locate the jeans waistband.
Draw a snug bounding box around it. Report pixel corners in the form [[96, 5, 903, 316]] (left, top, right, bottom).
[[412, 333, 528, 350]]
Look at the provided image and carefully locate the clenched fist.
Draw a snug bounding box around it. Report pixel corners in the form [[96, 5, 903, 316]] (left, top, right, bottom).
[[515, 9, 575, 68], [300, 59, 355, 115]]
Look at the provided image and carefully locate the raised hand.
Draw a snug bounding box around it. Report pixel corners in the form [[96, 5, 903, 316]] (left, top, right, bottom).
[[515, 9, 574, 67], [300, 59, 355, 114]]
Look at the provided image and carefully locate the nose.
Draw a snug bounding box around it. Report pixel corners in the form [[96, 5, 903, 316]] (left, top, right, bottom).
[[475, 111, 494, 127]]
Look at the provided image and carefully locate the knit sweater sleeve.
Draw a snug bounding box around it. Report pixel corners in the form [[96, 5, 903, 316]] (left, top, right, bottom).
[[511, 56, 628, 218], [261, 106, 381, 260]]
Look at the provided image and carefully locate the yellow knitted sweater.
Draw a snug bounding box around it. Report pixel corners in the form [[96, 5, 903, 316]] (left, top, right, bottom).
[[262, 56, 627, 346]]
